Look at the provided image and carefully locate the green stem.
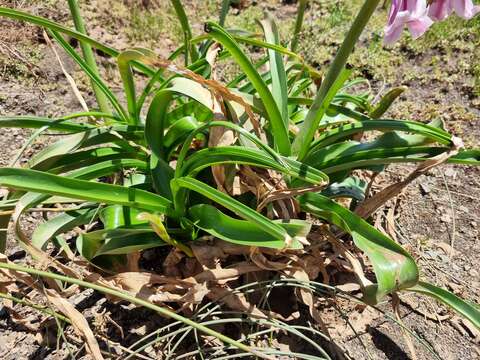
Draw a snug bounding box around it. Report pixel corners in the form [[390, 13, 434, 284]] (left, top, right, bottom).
[[0, 261, 273, 360], [67, 0, 111, 115], [292, 0, 380, 160]]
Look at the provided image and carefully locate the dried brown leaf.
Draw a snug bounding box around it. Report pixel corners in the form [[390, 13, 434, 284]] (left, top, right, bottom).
[[44, 289, 103, 360]]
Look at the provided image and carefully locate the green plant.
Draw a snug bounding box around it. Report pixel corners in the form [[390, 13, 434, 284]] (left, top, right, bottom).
[[0, 0, 479, 358]]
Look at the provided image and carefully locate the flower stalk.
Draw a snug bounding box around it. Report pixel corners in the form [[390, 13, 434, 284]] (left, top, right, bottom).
[[292, 0, 381, 160]]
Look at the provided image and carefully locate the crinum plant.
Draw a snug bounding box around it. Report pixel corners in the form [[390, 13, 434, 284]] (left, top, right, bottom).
[[0, 0, 479, 358]]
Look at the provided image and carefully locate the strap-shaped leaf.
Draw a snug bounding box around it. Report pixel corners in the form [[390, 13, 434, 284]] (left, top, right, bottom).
[[292, 67, 352, 159], [179, 146, 328, 185], [172, 177, 290, 244], [308, 119, 453, 154], [32, 208, 99, 250], [118, 48, 157, 123], [409, 281, 480, 330], [146, 77, 216, 160], [0, 7, 154, 76], [298, 192, 419, 304], [100, 205, 147, 229], [305, 140, 480, 175], [45, 148, 146, 175], [204, 21, 290, 156], [78, 228, 163, 258], [0, 168, 172, 214], [189, 204, 308, 249], [0, 116, 93, 132], [260, 13, 288, 126]]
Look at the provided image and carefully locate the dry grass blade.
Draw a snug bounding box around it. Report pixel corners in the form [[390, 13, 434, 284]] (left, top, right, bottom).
[[44, 288, 104, 360], [43, 31, 90, 114]]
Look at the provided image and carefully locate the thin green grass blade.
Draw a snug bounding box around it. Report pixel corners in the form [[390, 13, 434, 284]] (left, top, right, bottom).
[[219, 0, 230, 26], [0, 262, 273, 360], [291, 0, 308, 52], [0, 7, 116, 55], [117, 48, 157, 124], [293, 0, 380, 160], [0, 116, 92, 132]]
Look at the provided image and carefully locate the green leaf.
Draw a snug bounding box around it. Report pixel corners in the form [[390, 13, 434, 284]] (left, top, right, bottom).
[[32, 208, 99, 250], [305, 141, 479, 176], [170, 0, 198, 64], [172, 177, 290, 245], [298, 192, 419, 304], [409, 281, 480, 330], [146, 77, 215, 160], [0, 116, 93, 132], [205, 21, 290, 156], [100, 205, 147, 229], [79, 228, 163, 257], [0, 7, 117, 56], [117, 48, 157, 123], [45, 148, 146, 175], [291, 0, 308, 52], [0, 7, 154, 76], [260, 12, 289, 127], [189, 204, 307, 249], [369, 86, 407, 119], [292, 66, 352, 160], [179, 146, 328, 185], [67, 0, 111, 114], [308, 119, 453, 155], [321, 176, 368, 201], [0, 168, 172, 214], [137, 212, 193, 256], [164, 116, 199, 151]]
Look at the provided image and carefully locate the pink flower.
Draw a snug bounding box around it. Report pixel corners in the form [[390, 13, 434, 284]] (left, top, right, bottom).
[[384, 0, 433, 44], [428, 0, 480, 21]]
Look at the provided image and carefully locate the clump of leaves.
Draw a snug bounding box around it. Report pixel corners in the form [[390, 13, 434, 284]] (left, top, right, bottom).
[[0, 0, 479, 358]]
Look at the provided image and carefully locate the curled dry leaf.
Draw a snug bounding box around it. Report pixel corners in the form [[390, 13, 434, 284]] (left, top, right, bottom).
[[191, 242, 227, 269], [208, 285, 271, 319], [250, 248, 288, 271], [192, 261, 260, 283]]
